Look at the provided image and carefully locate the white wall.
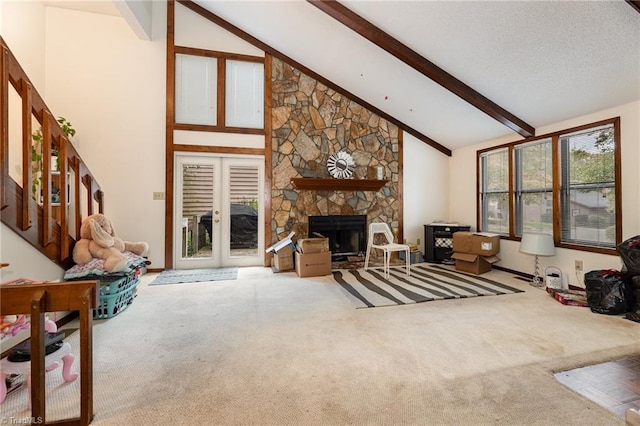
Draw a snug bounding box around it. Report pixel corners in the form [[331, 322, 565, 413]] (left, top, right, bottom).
[[402, 133, 450, 252], [449, 100, 640, 287], [43, 5, 167, 268], [0, 2, 167, 276], [0, 0, 47, 90]]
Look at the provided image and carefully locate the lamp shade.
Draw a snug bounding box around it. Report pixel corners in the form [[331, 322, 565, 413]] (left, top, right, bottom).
[[519, 232, 555, 256]]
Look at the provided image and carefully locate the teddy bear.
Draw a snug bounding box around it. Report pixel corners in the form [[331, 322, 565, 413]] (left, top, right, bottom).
[[72, 213, 149, 273]]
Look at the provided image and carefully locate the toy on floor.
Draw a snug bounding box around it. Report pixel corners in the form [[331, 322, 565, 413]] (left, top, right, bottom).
[[72, 213, 149, 273], [0, 320, 77, 405]]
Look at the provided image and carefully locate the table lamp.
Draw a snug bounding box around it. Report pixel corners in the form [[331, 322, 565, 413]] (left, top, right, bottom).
[[519, 232, 555, 287]]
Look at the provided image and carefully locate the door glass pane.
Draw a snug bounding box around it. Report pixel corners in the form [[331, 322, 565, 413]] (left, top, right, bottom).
[[175, 54, 217, 125], [181, 163, 214, 259], [228, 165, 259, 256], [225, 60, 264, 128]]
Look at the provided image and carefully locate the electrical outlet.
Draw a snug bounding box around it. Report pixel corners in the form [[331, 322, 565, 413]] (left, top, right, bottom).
[[417, 238, 421, 246], [575, 260, 583, 271], [153, 192, 165, 200]]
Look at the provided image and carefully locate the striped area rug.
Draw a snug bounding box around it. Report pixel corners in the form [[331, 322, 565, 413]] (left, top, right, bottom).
[[332, 263, 524, 308]]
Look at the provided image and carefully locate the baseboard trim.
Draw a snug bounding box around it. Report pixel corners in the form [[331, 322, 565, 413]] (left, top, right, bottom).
[[493, 265, 531, 279]]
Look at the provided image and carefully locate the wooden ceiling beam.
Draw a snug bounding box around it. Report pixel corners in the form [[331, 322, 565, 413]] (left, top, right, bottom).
[[308, 0, 536, 138], [178, 0, 451, 156], [626, 1, 640, 14]]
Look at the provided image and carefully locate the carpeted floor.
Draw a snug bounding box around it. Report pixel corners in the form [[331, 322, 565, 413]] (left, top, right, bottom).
[[3, 265, 640, 425], [148, 267, 238, 285]]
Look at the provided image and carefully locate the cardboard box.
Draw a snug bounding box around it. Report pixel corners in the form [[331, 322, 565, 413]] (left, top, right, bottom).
[[295, 251, 332, 277], [266, 231, 295, 253], [297, 237, 329, 254], [266, 231, 296, 271], [273, 244, 294, 272], [451, 252, 500, 275], [452, 232, 500, 256]]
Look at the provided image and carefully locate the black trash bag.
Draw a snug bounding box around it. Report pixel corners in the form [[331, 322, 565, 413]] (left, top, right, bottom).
[[584, 269, 633, 315], [625, 275, 640, 322], [617, 235, 640, 276]]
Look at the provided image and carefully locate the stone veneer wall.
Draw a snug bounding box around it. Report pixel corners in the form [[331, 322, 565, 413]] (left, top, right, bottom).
[[270, 57, 400, 244]]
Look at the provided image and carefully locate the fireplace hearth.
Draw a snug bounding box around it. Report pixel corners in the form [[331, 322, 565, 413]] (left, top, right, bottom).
[[308, 215, 367, 260]]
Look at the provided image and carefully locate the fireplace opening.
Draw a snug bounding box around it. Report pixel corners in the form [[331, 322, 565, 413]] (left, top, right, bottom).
[[308, 215, 367, 261]]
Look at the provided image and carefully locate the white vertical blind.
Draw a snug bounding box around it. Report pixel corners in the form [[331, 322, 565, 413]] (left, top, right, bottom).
[[225, 60, 264, 128], [175, 54, 217, 125]]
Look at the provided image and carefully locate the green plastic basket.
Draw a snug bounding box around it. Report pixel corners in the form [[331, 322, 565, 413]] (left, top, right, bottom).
[[94, 281, 139, 319]]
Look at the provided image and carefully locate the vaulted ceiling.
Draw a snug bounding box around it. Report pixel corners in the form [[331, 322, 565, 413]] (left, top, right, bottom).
[[191, 0, 640, 154], [47, 0, 640, 155]]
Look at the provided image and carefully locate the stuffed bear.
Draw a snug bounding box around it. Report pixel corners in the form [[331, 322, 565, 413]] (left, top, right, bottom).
[[72, 213, 149, 273]]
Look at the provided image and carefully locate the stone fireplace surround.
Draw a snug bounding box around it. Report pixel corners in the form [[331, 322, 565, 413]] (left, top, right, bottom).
[[270, 57, 401, 248]]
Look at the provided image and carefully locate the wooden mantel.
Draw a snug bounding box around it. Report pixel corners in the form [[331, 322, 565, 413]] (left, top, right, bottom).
[[290, 178, 388, 191]]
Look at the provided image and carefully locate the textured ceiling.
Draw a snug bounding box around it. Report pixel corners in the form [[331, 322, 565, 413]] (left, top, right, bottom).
[[192, 0, 640, 152], [44, 0, 640, 153]]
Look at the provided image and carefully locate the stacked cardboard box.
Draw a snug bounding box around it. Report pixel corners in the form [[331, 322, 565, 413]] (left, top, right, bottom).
[[266, 232, 295, 272], [295, 237, 331, 277], [451, 232, 500, 274]]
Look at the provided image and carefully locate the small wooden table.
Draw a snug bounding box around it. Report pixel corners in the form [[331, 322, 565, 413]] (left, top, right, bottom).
[[0, 280, 98, 425]]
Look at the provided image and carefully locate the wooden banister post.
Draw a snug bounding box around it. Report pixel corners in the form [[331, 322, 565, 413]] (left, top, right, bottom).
[[29, 289, 47, 422]]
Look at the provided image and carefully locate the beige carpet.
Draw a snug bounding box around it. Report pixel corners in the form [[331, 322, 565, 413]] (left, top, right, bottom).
[[2, 265, 640, 425]]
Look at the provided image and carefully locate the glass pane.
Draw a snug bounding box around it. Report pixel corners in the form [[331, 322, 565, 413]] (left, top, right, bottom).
[[565, 126, 615, 186], [517, 140, 552, 191], [484, 193, 509, 234], [564, 188, 615, 245], [516, 140, 552, 235], [228, 165, 259, 256], [481, 148, 509, 234], [520, 192, 553, 234], [181, 163, 214, 259], [561, 125, 616, 247], [175, 54, 217, 125], [225, 60, 264, 128], [483, 148, 509, 192]]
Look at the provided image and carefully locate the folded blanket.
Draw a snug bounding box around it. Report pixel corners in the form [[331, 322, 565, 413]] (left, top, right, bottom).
[[64, 251, 147, 281]]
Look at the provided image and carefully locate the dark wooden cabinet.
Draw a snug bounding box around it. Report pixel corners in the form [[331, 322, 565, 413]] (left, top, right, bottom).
[[424, 224, 471, 263]]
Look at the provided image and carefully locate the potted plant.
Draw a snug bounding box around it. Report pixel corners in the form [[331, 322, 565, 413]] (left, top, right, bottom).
[[31, 116, 76, 199]]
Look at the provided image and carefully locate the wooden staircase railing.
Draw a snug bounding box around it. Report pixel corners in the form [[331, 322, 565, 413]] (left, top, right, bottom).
[[0, 36, 104, 270]]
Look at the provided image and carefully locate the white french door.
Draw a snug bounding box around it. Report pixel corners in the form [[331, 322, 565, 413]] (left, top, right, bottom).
[[173, 153, 264, 269]]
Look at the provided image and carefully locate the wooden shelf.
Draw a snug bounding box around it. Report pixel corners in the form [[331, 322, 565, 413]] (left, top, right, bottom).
[[291, 178, 388, 191]]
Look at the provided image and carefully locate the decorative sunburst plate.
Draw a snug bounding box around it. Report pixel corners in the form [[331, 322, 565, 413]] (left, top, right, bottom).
[[327, 151, 355, 179]]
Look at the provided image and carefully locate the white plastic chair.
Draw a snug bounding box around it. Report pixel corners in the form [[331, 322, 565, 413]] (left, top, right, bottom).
[[364, 223, 411, 279]]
